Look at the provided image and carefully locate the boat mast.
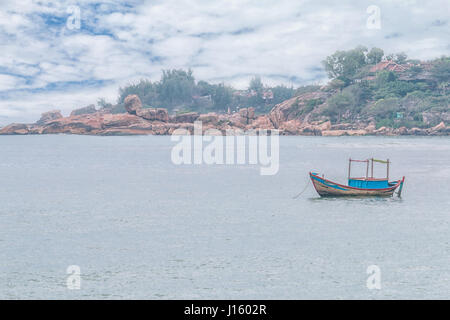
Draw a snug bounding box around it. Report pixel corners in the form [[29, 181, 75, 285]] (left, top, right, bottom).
[[366, 160, 369, 179], [387, 159, 390, 180], [348, 158, 351, 179], [371, 158, 374, 178]]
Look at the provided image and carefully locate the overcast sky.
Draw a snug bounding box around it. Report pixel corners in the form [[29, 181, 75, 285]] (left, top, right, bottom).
[[0, 0, 448, 124]]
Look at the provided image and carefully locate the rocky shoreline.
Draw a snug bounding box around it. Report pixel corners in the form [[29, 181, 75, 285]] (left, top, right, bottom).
[[1, 94, 448, 136]]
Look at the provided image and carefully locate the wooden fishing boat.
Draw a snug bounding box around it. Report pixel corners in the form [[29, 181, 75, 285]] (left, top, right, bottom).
[[310, 158, 405, 197]]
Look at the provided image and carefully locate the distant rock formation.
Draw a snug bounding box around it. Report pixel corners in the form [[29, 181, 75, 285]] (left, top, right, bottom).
[[136, 108, 169, 122], [0, 94, 448, 136], [124, 94, 169, 122], [268, 91, 330, 128], [123, 94, 142, 114], [171, 112, 199, 123]]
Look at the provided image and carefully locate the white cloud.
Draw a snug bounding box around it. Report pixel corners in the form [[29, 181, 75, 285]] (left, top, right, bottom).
[[0, 74, 26, 91]]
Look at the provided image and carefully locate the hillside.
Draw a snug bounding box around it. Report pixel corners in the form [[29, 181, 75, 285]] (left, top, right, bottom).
[[1, 46, 449, 136]]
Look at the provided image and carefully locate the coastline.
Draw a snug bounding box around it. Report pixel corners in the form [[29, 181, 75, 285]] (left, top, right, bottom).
[[1, 94, 448, 137]]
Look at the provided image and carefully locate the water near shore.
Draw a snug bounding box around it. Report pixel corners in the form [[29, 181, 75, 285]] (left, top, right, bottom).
[[0, 135, 449, 299]]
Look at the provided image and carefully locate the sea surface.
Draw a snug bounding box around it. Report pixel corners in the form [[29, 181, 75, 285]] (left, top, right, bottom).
[[0, 135, 449, 299]]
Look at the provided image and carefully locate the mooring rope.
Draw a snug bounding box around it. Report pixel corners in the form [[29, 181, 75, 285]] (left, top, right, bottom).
[[292, 177, 311, 199]]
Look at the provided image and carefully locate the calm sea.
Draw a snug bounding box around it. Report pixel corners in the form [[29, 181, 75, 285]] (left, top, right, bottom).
[[0, 135, 449, 299]]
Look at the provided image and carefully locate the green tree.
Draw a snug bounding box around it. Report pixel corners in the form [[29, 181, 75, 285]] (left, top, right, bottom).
[[363, 97, 401, 119], [329, 79, 346, 92], [118, 79, 156, 106], [376, 70, 396, 87], [212, 83, 233, 112], [322, 46, 368, 83], [431, 57, 450, 83], [249, 76, 264, 94], [196, 80, 215, 96], [322, 92, 354, 122], [271, 85, 295, 104], [366, 47, 384, 64], [158, 69, 195, 107], [395, 52, 408, 64], [97, 97, 112, 109]]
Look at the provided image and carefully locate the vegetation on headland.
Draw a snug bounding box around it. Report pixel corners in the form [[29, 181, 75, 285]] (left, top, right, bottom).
[[0, 46, 447, 136], [108, 46, 448, 129], [112, 70, 300, 115], [319, 46, 449, 128]]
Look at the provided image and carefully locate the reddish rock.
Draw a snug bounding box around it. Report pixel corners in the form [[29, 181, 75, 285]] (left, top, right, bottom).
[[374, 126, 393, 135], [226, 113, 246, 127], [431, 121, 446, 132], [395, 126, 408, 135], [123, 94, 142, 114], [171, 112, 199, 123], [40, 114, 103, 134], [249, 115, 275, 130], [136, 108, 169, 122], [408, 127, 427, 135], [268, 91, 329, 128], [155, 108, 169, 122], [198, 113, 219, 125], [316, 121, 331, 131], [299, 125, 321, 136], [330, 123, 353, 130], [365, 122, 376, 133], [279, 120, 302, 135], [238, 107, 256, 124], [168, 123, 195, 135], [0, 123, 30, 134], [102, 113, 148, 128], [322, 129, 367, 136]]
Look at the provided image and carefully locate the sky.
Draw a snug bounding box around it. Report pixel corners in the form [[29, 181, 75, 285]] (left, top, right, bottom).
[[0, 0, 449, 124]]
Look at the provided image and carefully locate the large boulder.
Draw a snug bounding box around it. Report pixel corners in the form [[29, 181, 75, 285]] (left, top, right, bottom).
[[430, 121, 446, 132], [316, 121, 331, 131], [198, 112, 219, 125], [36, 110, 63, 125], [268, 91, 329, 128], [374, 126, 393, 135], [70, 104, 97, 116], [365, 122, 376, 133], [171, 112, 199, 123], [136, 108, 169, 122], [408, 127, 427, 135], [238, 107, 256, 124], [102, 113, 146, 128], [279, 119, 302, 135], [155, 109, 169, 122], [123, 94, 143, 114], [39, 113, 104, 134], [249, 115, 275, 130], [227, 112, 246, 127], [395, 126, 408, 135]]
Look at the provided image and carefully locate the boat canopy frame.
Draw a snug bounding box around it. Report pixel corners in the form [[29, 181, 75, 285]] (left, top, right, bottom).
[[348, 158, 390, 180]]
